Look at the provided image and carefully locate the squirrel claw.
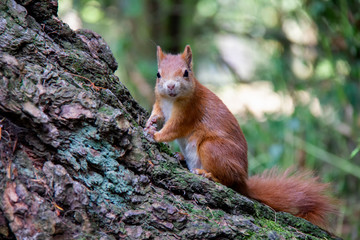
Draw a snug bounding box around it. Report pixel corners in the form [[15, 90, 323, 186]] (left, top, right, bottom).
[[174, 152, 185, 162], [145, 116, 158, 129]]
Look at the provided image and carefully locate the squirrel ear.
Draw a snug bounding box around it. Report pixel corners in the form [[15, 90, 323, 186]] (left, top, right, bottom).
[[182, 45, 192, 69], [157, 46, 165, 67]]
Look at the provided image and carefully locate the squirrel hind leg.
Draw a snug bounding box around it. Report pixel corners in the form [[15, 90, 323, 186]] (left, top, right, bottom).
[[196, 138, 249, 194]]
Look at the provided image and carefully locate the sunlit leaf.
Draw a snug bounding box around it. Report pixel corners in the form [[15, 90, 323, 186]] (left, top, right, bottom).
[[350, 146, 360, 159]]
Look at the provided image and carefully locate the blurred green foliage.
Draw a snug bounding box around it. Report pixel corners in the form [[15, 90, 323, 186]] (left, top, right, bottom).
[[59, 0, 360, 238]]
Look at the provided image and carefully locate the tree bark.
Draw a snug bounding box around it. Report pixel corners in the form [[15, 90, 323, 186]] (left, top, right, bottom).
[[0, 0, 341, 239]]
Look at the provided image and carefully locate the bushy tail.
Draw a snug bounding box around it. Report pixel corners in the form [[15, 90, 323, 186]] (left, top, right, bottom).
[[247, 168, 336, 229]]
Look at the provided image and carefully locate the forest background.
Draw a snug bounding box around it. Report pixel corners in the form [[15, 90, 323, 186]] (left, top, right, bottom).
[[58, 0, 360, 239]]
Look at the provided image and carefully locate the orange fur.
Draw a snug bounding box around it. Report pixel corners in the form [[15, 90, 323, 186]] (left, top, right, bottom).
[[145, 45, 335, 229], [247, 169, 335, 228]]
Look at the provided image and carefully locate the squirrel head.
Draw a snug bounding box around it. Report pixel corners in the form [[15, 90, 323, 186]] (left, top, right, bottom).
[[155, 45, 195, 99]]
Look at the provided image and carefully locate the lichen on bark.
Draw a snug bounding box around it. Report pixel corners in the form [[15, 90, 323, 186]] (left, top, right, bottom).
[[0, 0, 341, 239]]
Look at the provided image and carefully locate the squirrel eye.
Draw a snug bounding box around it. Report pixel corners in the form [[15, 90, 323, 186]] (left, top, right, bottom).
[[157, 72, 161, 78], [183, 69, 189, 77]]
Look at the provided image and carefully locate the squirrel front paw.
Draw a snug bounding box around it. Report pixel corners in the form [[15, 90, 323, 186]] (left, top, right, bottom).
[[145, 115, 159, 129], [144, 115, 159, 142], [144, 125, 156, 142]]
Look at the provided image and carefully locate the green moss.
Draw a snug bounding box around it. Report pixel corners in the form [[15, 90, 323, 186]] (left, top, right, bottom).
[[250, 199, 275, 220], [254, 219, 297, 239], [207, 209, 225, 219], [257, 219, 285, 232], [98, 105, 114, 115], [157, 142, 173, 155]]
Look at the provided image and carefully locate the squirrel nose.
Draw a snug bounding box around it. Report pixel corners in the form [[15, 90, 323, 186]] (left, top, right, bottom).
[[167, 84, 175, 90]]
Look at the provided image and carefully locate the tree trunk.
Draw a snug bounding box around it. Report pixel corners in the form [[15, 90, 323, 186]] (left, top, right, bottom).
[[0, 0, 340, 239]]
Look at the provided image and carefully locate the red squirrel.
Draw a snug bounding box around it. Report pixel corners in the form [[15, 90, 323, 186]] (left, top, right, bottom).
[[144, 45, 335, 228]]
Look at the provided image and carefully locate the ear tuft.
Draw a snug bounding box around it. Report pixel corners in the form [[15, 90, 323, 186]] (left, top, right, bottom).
[[182, 45, 192, 69], [157, 46, 165, 66]]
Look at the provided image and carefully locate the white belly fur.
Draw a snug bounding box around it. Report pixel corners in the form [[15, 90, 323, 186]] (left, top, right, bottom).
[[176, 138, 202, 172], [160, 99, 202, 171], [160, 98, 174, 122]]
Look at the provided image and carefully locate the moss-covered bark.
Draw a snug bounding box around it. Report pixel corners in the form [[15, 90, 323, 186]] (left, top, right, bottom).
[[0, 0, 341, 239]]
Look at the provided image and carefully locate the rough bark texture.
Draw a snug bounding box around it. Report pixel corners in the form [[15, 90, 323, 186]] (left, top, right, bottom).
[[0, 0, 341, 239]]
